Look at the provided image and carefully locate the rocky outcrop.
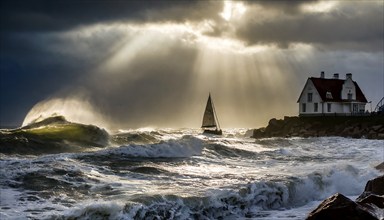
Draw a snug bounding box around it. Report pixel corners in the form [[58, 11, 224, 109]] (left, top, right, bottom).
[[306, 193, 377, 220], [307, 175, 384, 220], [252, 116, 384, 139], [357, 194, 384, 209], [375, 162, 384, 172], [363, 175, 384, 196]]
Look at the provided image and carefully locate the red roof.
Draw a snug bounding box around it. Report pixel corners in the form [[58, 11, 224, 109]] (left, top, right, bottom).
[[298, 77, 368, 103]]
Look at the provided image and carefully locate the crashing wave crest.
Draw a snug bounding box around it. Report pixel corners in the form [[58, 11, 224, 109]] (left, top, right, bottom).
[[60, 165, 375, 219], [0, 115, 110, 154], [99, 135, 203, 158]]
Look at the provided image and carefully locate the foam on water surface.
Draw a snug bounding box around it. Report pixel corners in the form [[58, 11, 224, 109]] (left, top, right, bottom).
[[0, 129, 383, 219]]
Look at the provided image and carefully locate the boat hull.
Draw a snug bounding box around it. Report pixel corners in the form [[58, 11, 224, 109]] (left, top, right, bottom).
[[203, 129, 222, 135]]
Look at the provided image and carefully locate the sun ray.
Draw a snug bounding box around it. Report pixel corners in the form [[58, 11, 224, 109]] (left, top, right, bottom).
[[23, 17, 317, 128]]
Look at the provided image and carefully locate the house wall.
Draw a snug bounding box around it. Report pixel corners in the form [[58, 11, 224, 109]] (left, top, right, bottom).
[[298, 80, 323, 115], [342, 103, 351, 113], [301, 102, 366, 116], [324, 102, 366, 115], [329, 102, 343, 113], [341, 77, 356, 100]]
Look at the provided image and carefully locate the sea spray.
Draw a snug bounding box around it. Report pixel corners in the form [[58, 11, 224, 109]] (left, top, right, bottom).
[[22, 96, 111, 130]]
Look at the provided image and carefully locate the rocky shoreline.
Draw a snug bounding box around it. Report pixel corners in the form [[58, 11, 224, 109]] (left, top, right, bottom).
[[252, 115, 384, 139], [306, 163, 384, 220]]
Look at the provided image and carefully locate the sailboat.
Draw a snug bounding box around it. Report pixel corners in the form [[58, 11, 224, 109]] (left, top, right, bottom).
[[201, 93, 222, 135]]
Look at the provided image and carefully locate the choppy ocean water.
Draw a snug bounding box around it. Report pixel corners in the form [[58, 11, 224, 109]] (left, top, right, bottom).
[[1, 127, 383, 219]]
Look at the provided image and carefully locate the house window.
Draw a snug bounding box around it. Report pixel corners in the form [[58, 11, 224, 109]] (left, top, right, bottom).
[[302, 103, 306, 112], [353, 104, 358, 113], [348, 93, 353, 100], [359, 104, 365, 113], [326, 92, 333, 99], [307, 93, 313, 102], [314, 103, 318, 112], [327, 103, 332, 112]]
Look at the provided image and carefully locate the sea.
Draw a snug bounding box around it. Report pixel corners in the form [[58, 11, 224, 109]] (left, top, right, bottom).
[[1, 123, 383, 219]]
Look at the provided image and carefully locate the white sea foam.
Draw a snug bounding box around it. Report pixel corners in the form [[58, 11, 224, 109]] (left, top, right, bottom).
[[63, 201, 126, 220], [101, 135, 203, 158], [1, 132, 383, 219], [57, 164, 379, 220]]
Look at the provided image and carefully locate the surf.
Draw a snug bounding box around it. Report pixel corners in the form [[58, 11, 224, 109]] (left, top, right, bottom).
[[0, 115, 110, 154], [54, 164, 378, 220], [1, 128, 382, 219]]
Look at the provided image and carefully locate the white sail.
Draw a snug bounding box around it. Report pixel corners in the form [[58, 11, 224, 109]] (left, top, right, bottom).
[[202, 94, 217, 128]]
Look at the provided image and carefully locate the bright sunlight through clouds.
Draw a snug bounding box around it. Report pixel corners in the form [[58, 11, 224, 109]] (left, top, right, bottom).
[[2, 0, 382, 128], [220, 1, 247, 21]]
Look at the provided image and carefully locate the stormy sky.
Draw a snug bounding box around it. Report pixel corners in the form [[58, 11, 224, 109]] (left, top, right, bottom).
[[0, 0, 383, 129]]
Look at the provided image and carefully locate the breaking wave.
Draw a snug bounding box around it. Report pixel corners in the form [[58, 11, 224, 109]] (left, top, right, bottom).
[[0, 116, 110, 154], [96, 135, 203, 158], [58, 165, 377, 220]]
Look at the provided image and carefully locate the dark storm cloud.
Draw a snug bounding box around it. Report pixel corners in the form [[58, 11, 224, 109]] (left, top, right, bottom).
[[1, 0, 382, 51], [235, 1, 384, 51], [0, 0, 220, 32]]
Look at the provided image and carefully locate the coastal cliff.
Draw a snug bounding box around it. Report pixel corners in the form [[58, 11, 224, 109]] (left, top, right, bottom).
[[252, 115, 384, 139]]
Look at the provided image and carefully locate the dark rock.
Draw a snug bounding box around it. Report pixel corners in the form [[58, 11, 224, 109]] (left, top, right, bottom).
[[357, 194, 384, 209], [252, 115, 384, 139], [364, 175, 384, 196], [268, 118, 279, 127], [308, 176, 384, 220], [306, 193, 376, 220], [252, 128, 266, 138], [372, 125, 383, 131], [375, 163, 384, 172]]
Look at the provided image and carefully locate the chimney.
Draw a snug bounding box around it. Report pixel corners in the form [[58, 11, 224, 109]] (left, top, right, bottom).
[[320, 71, 325, 78], [333, 73, 339, 79], [346, 73, 352, 80]]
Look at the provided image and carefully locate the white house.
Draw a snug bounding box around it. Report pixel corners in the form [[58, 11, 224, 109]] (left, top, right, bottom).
[[297, 72, 368, 116]]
